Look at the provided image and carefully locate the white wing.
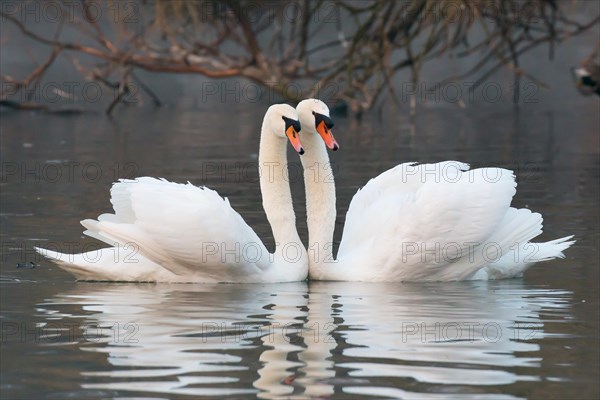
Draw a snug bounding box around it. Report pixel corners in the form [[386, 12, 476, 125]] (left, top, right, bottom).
[[335, 161, 520, 281], [81, 177, 271, 281]]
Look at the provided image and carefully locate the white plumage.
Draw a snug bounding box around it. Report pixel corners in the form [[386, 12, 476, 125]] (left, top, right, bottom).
[[36, 104, 308, 283], [334, 162, 572, 281], [296, 99, 574, 282], [36, 100, 574, 283]]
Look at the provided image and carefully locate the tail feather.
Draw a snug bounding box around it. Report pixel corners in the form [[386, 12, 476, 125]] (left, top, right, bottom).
[[34, 246, 173, 282], [34, 246, 109, 280], [527, 235, 576, 262], [467, 206, 575, 281], [474, 235, 576, 280]]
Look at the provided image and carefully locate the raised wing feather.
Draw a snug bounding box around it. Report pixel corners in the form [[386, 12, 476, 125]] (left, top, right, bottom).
[[82, 177, 270, 280], [336, 162, 517, 281]]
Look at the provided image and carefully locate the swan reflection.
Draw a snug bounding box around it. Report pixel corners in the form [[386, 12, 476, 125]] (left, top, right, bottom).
[[36, 281, 572, 398]]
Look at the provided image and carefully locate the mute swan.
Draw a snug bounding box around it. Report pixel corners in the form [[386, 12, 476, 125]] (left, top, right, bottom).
[[296, 98, 575, 282], [35, 104, 309, 283]]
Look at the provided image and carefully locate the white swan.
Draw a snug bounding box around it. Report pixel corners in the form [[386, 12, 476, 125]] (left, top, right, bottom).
[[35, 104, 308, 283], [295, 98, 575, 282]]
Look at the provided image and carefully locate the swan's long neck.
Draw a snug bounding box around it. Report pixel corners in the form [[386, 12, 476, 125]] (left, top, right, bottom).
[[299, 132, 337, 269], [259, 119, 304, 263]]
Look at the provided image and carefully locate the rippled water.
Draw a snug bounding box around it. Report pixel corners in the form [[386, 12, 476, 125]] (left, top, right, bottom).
[[0, 280, 585, 399], [1, 35, 600, 397], [2, 97, 598, 399]]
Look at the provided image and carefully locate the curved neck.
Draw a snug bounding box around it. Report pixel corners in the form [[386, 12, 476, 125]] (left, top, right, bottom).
[[259, 119, 305, 262], [299, 132, 336, 268]]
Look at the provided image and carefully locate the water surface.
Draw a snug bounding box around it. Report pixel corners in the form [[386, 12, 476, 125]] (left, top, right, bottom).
[[1, 71, 599, 399]]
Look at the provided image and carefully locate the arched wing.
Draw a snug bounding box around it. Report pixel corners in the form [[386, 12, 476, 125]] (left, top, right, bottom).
[[82, 177, 270, 280], [337, 162, 518, 281]]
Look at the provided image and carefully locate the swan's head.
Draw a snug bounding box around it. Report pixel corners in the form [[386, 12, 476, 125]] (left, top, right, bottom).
[[266, 104, 304, 155], [296, 98, 339, 151]]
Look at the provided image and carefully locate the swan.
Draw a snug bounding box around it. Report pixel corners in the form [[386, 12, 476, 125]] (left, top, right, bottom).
[[295, 98, 575, 282], [35, 104, 309, 283]]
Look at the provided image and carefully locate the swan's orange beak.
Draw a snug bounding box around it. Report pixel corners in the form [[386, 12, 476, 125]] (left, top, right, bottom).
[[285, 125, 304, 155], [282, 116, 304, 155], [314, 112, 339, 151], [316, 121, 339, 151]]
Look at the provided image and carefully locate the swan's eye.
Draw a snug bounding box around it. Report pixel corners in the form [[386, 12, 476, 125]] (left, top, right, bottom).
[[313, 112, 334, 129], [282, 116, 301, 133]]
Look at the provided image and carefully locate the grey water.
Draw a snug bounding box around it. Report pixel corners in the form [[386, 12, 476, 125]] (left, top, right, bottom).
[[1, 94, 598, 399], [1, 16, 600, 400]]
